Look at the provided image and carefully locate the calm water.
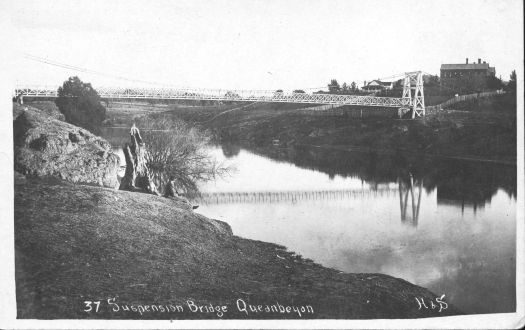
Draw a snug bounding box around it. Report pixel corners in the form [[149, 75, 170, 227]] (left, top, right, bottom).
[[100, 127, 516, 314], [195, 146, 516, 315]]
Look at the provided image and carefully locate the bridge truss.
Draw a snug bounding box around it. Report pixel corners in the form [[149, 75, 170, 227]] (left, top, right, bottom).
[[14, 86, 410, 107], [14, 72, 425, 115]]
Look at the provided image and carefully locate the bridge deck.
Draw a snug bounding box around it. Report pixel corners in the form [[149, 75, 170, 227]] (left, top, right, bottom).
[[15, 86, 409, 107]]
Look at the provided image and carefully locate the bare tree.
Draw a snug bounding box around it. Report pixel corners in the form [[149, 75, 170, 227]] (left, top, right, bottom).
[[134, 116, 230, 198]]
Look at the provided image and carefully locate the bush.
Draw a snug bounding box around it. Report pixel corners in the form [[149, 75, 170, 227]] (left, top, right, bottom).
[[134, 115, 230, 197], [55, 76, 106, 133], [505, 70, 516, 94]]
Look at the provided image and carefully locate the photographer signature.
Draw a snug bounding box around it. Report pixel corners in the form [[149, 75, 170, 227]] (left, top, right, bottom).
[[415, 294, 448, 313]]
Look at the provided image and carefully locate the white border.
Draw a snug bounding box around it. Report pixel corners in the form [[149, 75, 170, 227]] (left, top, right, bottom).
[[1, 0, 524, 328]]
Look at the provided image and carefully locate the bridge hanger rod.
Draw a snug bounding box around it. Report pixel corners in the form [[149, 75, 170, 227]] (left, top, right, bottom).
[[21, 52, 329, 93]]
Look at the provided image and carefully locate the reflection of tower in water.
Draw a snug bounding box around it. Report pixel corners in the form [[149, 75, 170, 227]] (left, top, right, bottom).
[[398, 174, 422, 227]]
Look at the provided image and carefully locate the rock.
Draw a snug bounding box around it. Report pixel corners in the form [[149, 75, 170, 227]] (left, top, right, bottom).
[[210, 218, 233, 235], [13, 107, 119, 188], [164, 179, 198, 210], [13, 101, 65, 121]]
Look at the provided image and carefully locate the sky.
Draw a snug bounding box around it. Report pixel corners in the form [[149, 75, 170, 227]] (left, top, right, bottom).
[[5, 0, 524, 91]]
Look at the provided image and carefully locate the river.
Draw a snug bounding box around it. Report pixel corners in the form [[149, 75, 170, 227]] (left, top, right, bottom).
[[101, 127, 516, 315], [195, 145, 516, 315]]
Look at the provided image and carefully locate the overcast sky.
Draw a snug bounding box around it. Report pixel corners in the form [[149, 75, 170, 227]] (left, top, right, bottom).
[[7, 0, 524, 91]]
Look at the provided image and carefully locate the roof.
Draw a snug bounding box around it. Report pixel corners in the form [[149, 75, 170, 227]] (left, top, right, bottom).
[[440, 63, 490, 70], [366, 80, 393, 86]]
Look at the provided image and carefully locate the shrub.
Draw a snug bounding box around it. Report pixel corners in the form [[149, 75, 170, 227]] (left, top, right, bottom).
[[55, 76, 106, 133], [134, 115, 230, 198]]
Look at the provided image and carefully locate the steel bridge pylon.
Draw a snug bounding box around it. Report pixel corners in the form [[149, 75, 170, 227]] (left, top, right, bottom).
[[401, 71, 425, 118]]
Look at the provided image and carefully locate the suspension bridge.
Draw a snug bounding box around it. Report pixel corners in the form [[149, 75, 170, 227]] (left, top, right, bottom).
[[14, 72, 427, 118]]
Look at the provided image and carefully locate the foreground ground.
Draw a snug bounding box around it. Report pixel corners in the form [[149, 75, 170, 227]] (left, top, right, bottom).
[[14, 176, 460, 319], [13, 102, 461, 319]]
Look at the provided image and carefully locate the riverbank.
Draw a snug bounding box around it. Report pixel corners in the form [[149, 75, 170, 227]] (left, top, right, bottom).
[[102, 96, 516, 224], [15, 175, 459, 319], [144, 94, 516, 164], [13, 102, 461, 319]]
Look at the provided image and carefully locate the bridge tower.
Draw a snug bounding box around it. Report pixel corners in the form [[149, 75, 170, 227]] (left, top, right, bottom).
[[402, 71, 425, 118]]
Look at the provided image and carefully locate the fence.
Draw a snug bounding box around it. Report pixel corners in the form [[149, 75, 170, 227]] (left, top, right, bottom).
[[292, 89, 505, 118], [293, 104, 396, 118], [426, 90, 505, 114], [294, 104, 343, 112]]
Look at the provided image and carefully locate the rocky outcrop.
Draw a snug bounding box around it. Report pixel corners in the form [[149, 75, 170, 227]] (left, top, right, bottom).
[[14, 107, 120, 188], [13, 101, 65, 121]]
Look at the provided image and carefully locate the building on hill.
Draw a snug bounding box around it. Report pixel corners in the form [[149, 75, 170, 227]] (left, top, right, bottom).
[[361, 80, 394, 92], [440, 58, 496, 92]]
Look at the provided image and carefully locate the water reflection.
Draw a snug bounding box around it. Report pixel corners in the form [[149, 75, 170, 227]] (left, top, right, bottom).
[[245, 144, 516, 210], [196, 146, 516, 315], [398, 176, 422, 227], [197, 187, 396, 204], [221, 142, 241, 158], [99, 127, 517, 314]]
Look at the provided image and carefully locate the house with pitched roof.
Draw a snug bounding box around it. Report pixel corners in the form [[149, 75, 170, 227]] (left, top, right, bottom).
[[361, 80, 393, 92]]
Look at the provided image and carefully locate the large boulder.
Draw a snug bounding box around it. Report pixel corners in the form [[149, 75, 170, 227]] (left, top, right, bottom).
[[13, 101, 65, 121], [14, 107, 119, 188]]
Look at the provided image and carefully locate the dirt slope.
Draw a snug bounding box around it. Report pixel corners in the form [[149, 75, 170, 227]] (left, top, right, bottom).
[[15, 175, 460, 319]]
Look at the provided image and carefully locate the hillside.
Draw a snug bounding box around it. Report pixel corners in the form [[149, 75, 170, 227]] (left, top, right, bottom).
[[132, 94, 517, 164]]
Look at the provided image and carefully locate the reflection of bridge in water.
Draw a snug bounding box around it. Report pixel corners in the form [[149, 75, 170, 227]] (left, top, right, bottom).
[[398, 176, 423, 227], [198, 183, 424, 227], [196, 187, 397, 204]]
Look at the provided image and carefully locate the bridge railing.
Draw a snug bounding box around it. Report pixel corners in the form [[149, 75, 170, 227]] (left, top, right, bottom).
[[14, 85, 410, 107]]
